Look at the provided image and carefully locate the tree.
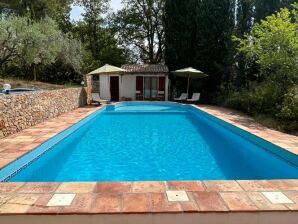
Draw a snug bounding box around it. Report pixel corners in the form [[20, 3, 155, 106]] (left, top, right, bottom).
[[194, 0, 235, 93], [73, 0, 130, 70], [232, 3, 298, 124], [0, 0, 73, 31], [0, 15, 83, 81], [0, 16, 26, 72], [236, 4, 298, 87], [111, 0, 165, 64], [164, 0, 199, 70], [19, 17, 64, 81], [74, 0, 109, 59], [254, 0, 297, 23], [164, 0, 235, 98]]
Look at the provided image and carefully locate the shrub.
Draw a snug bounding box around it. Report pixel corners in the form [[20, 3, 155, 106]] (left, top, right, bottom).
[[224, 81, 280, 115], [278, 86, 298, 120]]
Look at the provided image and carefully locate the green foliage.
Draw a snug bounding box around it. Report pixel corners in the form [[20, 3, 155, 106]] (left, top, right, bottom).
[[0, 15, 83, 81], [164, 0, 235, 99], [278, 85, 298, 120], [73, 0, 129, 69], [224, 81, 280, 114], [0, 0, 130, 83], [227, 3, 298, 132], [0, 15, 27, 70], [19, 17, 63, 79], [0, 0, 73, 31], [224, 83, 298, 132], [253, 0, 297, 23], [111, 0, 165, 63], [74, 0, 109, 58], [164, 0, 199, 69], [235, 5, 298, 86], [58, 34, 83, 73]]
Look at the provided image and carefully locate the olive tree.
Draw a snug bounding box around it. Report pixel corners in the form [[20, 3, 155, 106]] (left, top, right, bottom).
[[19, 17, 63, 81], [0, 15, 83, 80]]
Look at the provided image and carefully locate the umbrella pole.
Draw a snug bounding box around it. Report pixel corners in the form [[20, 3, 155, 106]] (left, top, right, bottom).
[[187, 74, 190, 98]]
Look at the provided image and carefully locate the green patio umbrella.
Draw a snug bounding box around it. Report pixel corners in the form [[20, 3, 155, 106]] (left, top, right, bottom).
[[88, 64, 126, 75], [172, 67, 208, 96]]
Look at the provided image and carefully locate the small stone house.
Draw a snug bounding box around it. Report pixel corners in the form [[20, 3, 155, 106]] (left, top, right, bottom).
[[91, 64, 169, 101]]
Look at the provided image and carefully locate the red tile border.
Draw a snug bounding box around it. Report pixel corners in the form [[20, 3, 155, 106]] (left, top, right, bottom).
[[0, 181, 295, 214]]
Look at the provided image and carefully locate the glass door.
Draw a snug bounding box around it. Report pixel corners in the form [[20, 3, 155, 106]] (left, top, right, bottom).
[[151, 77, 158, 98], [144, 77, 151, 99], [144, 77, 158, 100]]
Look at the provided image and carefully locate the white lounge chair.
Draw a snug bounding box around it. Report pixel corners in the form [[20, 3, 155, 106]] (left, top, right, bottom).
[[187, 93, 200, 104], [174, 93, 187, 102], [92, 93, 109, 105]]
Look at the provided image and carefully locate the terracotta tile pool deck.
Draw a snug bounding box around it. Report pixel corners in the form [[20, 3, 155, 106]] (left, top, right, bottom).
[[0, 104, 297, 223]]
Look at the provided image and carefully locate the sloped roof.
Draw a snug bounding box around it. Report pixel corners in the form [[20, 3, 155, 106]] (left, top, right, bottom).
[[121, 64, 169, 73]]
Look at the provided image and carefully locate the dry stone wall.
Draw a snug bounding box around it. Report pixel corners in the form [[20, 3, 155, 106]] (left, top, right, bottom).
[[0, 88, 87, 139]]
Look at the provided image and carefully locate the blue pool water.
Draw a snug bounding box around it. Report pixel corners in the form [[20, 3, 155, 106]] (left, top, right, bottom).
[[4, 102, 298, 182]]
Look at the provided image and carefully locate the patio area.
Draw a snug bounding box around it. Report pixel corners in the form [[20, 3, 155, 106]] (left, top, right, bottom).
[[0, 105, 297, 223]]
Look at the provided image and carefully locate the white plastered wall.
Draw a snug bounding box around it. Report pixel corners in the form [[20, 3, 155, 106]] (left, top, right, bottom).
[[99, 74, 169, 101]]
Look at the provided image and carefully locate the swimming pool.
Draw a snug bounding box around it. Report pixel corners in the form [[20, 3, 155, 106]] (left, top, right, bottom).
[[1, 102, 298, 182]]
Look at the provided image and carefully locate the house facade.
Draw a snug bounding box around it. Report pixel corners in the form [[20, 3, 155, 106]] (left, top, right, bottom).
[[92, 64, 169, 101]]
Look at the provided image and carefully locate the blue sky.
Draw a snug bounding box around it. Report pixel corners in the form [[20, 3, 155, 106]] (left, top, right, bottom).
[[70, 0, 123, 21]]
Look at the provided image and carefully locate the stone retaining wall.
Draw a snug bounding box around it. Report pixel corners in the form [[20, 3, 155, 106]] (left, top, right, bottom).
[[0, 88, 87, 138]]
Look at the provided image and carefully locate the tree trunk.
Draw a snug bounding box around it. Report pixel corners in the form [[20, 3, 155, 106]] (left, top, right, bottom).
[[33, 64, 37, 82]]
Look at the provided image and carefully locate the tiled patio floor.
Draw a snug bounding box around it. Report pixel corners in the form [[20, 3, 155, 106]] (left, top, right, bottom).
[[0, 104, 297, 223]]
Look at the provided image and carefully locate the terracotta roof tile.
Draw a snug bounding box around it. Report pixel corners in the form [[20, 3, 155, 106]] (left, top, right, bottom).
[[121, 64, 169, 73]]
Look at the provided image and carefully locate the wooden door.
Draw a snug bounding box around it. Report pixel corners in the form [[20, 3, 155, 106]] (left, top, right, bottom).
[[158, 77, 166, 101], [159, 77, 165, 91], [110, 76, 119, 101], [136, 76, 144, 100]]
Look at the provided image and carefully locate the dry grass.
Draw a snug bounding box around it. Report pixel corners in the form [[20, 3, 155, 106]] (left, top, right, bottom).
[[0, 78, 79, 90]]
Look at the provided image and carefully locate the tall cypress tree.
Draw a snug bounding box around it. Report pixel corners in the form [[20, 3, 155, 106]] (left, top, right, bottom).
[[233, 0, 256, 89], [164, 0, 235, 99], [164, 0, 199, 71], [194, 0, 235, 96], [164, 0, 200, 98]]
